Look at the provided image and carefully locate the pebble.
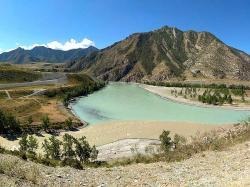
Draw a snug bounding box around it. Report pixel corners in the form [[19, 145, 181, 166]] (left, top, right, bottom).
[[116, 176, 121, 180]]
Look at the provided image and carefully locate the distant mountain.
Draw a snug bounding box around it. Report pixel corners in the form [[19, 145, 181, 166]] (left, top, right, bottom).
[[0, 46, 98, 64], [67, 26, 250, 81]]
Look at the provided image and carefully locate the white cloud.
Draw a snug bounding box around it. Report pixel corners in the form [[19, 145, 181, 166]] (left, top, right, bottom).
[[0, 38, 95, 53], [46, 38, 95, 51]]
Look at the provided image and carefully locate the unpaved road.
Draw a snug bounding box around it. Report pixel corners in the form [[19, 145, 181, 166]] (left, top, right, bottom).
[[4, 90, 11, 99]]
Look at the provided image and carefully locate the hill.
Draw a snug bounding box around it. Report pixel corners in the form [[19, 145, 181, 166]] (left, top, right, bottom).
[[0, 141, 249, 186], [0, 65, 41, 83], [0, 46, 98, 64], [67, 26, 250, 82]]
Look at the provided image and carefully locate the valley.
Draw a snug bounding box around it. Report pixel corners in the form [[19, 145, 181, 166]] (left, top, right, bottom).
[[0, 25, 250, 186]]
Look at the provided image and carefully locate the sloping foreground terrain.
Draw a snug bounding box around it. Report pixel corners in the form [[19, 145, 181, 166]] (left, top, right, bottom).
[[67, 26, 250, 82], [0, 141, 249, 186]]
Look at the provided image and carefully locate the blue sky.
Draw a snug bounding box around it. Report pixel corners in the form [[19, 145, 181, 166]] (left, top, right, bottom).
[[0, 0, 249, 53]]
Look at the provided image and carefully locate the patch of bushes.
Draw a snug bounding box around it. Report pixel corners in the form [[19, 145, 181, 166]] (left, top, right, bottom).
[[198, 89, 233, 105], [12, 133, 99, 169], [0, 109, 22, 135], [44, 74, 106, 106], [144, 81, 249, 90]]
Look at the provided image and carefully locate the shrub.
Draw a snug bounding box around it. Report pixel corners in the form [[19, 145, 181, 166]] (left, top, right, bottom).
[[41, 115, 50, 131], [42, 135, 62, 160], [19, 135, 38, 157], [159, 130, 173, 152], [65, 117, 73, 130], [61, 158, 83, 170], [62, 134, 76, 160], [0, 109, 21, 134], [27, 135, 38, 156]]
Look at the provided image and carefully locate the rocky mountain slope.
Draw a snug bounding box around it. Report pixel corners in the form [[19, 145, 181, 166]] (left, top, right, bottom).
[[0, 46, 98, 64], [0, 141, 249, 186], [67, 26, 250, 82]]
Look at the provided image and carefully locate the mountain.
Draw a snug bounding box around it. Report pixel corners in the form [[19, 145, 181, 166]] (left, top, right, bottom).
[[0, 46, 98, 64], [67, 26, 250, 82]]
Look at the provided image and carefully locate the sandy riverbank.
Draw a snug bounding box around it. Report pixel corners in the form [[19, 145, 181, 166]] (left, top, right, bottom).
[[0, 120, 229, 151], [140, 84, 250, 110]]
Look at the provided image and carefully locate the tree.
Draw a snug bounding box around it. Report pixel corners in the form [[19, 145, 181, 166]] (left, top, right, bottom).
[[42, 135, 62, 160], [49, 136, 62, 160], [42, 139, 50, 159], [227, 95, 233, 104], [27, 135, 38, 156], [74, 136, 92, 163], [159, 130, 173, 152], [65, 118, 73, 130], [42, 115, 50, 131], [90, 145, 98, 161], [19, 134, 28, 153], [0, 109, 21, 134], [173, 134, 186, 149], [19, 135, 38, 156], [62, 134, 76, 160]]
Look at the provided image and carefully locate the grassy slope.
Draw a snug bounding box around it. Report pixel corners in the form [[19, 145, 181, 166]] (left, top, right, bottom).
[[0, 65, 41, 83]]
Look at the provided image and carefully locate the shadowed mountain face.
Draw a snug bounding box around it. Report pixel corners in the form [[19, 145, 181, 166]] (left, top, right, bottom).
[[0, 46, 98, 64], [67, 26, 250, 81]]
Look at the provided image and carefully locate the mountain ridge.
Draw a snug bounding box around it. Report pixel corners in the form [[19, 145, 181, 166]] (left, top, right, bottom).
[[0, 46, 98, 64], [67, 26, 250, 82]]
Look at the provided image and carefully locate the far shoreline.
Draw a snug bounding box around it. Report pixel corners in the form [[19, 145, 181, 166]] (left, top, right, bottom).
[[138, 83, 250, 111]]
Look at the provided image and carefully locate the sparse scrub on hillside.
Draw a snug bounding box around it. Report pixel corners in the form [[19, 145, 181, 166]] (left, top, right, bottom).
[[0, 154, 41, 184], [0, 120, 249, 170], [109, 121, 250, 166]]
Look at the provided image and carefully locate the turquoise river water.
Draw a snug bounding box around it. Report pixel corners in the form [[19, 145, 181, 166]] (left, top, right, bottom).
[[70, 83, 250, 125]]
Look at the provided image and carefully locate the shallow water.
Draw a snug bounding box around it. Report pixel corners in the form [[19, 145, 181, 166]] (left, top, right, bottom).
[[71, 83, 250, 125]]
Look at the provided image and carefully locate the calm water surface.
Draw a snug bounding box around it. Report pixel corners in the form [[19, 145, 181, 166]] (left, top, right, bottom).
[[70, 83, 250, 125]]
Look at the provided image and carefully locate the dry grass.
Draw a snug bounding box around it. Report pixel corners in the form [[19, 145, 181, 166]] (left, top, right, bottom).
[[0, 155, 41, 184]]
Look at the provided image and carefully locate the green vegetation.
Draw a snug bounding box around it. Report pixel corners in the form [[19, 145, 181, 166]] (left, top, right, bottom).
[[10, 133, 99, 169], [0, 109, 21, 135], [43, 74, 106, 106], [19, 135, 38, 157], [64, 117, 73, 130], [42, 136, 62, 160], [159, 130, 173, 152], [145, 81, 250, 90], [147, 81, 248, 105], [41, 115, 50, 132], [0, 109, 78, 135], [0, 65, 41, 83], [197, 89, 233, 105], [0, 73, 106, 133], [0, 120, 249, 170]]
